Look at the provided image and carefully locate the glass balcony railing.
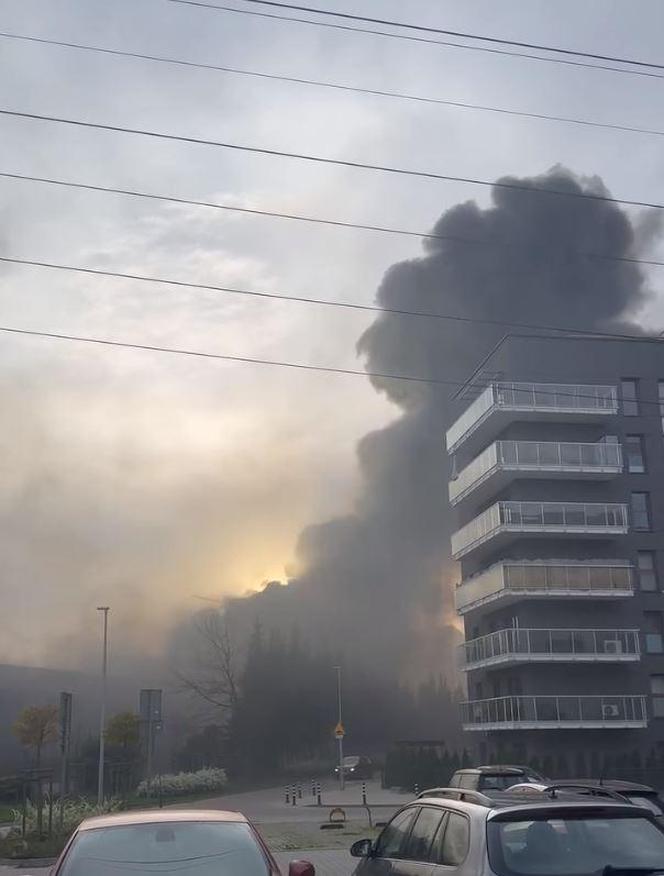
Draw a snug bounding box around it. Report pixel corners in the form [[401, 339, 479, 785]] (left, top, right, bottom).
[[461, 695, 647, 730], [460, 627, 639, 669], [449, 440, 622, 504], [446, 382, 618, 453], [451, 501, 629, 559], [455, 561, 634, 614]]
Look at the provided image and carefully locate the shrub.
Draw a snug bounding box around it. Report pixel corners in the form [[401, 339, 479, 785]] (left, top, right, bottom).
[[136, 767, 228, 798], [10, 796, 122, 837]]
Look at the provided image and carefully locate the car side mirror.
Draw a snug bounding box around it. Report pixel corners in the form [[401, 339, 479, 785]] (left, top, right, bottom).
[[289, 861, 315, 876], [351, 839, 374, 858]]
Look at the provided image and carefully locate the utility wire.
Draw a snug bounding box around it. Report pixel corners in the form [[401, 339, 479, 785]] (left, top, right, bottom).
[[234, 0, 664, 72], [2, 255, 663, 345], [167, 1, 664, 82], [3, 109, 664, 212], [3, 32, 664, 140], [4, 170, 664, 272]]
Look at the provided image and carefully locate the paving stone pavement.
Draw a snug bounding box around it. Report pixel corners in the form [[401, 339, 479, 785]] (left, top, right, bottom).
[[275, 848, 353, 875]]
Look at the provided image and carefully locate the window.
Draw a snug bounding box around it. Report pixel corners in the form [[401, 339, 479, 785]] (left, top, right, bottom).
[[630, 492, 651, 531], [659, 381, 664, 432], [625, 436, 646, 473], [651, 676, 664, 718], [621, 379, 639, 416], [644, 612, 664, 654], [375, 807, 418, 858], [405, 807, 445, 861], [458, 774, 476, 789], [435, 812, 470, 866], [638, 552, 658, 592]]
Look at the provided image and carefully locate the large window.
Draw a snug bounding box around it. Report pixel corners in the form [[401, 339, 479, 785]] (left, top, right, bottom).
[[621, 379, 639, 416], [405, 808, 445, 862], [625, 436, 646, 473], [643, 612, 664, 654], [630, 492, 651, 531], [375, 807, 418, 858], [638, 552, 658, 592], [651, 676, 664, 718]]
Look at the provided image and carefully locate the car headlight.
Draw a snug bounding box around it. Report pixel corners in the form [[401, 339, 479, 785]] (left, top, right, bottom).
[[350, 767, 355, 772]]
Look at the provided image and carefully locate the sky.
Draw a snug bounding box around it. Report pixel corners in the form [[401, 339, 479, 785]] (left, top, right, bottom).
[[2, 0, 664, 670]]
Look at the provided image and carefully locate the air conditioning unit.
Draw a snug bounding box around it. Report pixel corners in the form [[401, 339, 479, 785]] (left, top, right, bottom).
[[602, 704, 620, 718], [604, 640, 623, 654]]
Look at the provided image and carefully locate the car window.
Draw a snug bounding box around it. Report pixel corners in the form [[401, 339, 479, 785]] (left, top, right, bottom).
[[479, 775, 520, 791], [488, 814, 664, 876], [458, 774, 476, 789], [375, 808, 418, 859], [404, 807, 445, 862], [58, 821, 269, 876], [448, 774, 461, 788], [432, 812, 470, 866]]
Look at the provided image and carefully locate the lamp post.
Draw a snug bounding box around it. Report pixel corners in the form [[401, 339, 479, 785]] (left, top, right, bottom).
[[334, 665, 344, 791], [97, 607, 110, 806]]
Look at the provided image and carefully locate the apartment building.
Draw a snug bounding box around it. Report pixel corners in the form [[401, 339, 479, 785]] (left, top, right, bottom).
[[445, 334, 664, 763]]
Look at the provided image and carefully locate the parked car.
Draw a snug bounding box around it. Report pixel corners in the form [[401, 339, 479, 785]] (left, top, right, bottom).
[[334, 755, 374, 779], [48, 809, 315, 875], [447, 764, 545, 792], [350, 787, 664, 876], [509, 779, 664, 816]]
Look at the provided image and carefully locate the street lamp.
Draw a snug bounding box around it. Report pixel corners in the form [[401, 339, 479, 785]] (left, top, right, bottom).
[[97, 607, 110, 806], [333, 666, 344, 791]]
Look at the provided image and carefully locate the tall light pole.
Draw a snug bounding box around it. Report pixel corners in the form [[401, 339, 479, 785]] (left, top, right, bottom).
[[97, 606, 110, 806], [334, 665, 344, 791]]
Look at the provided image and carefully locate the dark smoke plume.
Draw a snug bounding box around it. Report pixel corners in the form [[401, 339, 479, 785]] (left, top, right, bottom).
[[224, 166, 656, 680]]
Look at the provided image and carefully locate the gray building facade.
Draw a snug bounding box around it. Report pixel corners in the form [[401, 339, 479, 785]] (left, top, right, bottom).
[[446, 334, 664, 767]]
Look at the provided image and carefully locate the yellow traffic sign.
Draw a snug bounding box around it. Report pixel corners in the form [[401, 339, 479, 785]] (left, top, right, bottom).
[[334, 722, 345, 739]]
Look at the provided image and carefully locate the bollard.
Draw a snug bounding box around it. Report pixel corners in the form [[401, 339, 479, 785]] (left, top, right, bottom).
[[291, 784, 296, 806], [414, 783, 420, 796], [317, 782, 322, 807], [285, 786, 290, 805], [298, 782, 302, 799], [311, 779, 316, 797], [361, 781, 367, 805]]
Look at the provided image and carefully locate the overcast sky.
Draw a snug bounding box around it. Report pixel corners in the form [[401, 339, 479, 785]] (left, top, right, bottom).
[[2, 0, 664, 669]]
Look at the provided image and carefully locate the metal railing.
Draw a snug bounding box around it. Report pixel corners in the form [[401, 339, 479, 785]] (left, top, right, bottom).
[[449, 440, 622, 503], [455, 561, 634, 613], [461, 627, 639, 668], [451, 501, 629, 558], [461, 695, 647, 728], [446, 382, 617, 452]]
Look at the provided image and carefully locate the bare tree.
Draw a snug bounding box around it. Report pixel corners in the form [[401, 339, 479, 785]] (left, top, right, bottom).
[[177, 611, 239, 720]]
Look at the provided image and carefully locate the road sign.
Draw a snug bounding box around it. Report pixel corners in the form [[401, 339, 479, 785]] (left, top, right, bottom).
[[334, 722, 345, 739]]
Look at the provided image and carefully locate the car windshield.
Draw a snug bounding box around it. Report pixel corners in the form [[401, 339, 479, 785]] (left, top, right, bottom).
[[480, 775, 523, 790], [488, 813, 664, 876], [344, 756, 360, 766], [58, 821, 269, 876]]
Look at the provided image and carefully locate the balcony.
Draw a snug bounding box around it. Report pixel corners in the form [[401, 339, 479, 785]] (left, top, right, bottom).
[[446, 382, 617, 455], [450, 501, 628, 561], [460, 627, 640, 670], [449, 440, 622, 506], [461, 695, 647, 731], [455, 561, 634, 615]]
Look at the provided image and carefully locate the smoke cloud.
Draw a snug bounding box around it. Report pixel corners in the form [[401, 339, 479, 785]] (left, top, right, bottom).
[[224, 165, 657, 680]]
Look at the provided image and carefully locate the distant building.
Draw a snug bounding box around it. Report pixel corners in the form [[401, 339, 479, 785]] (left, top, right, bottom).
[[445, 334, 664, 766]]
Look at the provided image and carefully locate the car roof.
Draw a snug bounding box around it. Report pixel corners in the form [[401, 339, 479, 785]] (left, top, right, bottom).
[[78, 810, 247, 831], [415, 792, 650, 820], [559, 779, 657, 793], [456, 765, 527, 776]]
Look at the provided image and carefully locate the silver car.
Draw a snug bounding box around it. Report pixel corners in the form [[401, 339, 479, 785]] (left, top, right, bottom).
[[351, 789, 664, 876]]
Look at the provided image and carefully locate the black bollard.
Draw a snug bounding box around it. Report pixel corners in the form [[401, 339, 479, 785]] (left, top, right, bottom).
[[285, 786, 290, 805], [298, 782, 302, 799], [362, 781, 367, 805], [311, 779, 316, 797], [316, 782, 322, 807], [291, 784, 296, 806]]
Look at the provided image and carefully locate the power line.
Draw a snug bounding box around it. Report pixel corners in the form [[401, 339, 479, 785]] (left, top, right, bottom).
[[167, 1, 664, 82], [3, 255, 663, 346], [3, 108, 664, 212], [234, 0, 664, 73], [3, 32, 664, 140], [5, 170, 664, 272]]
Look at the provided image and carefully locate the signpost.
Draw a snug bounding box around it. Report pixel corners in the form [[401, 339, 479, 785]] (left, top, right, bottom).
[[139, 689, 163, 795], [333, 667, 345, 791], [58, 691, 72, 832]]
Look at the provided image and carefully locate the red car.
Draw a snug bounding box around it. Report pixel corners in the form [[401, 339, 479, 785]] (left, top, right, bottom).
[[48, 809, 314, 875]]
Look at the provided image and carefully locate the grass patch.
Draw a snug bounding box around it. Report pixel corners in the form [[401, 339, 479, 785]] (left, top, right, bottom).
[[0, 831, 68, 860], [0, 804, 16, 823]]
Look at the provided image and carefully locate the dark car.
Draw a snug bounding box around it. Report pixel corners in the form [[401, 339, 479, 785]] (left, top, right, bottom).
[[447, 764, 545, 792], [49, 809, 315, 875], [350, 789, 664, 876], [335, 755, 374, 779], [509, 779, 664, 816]]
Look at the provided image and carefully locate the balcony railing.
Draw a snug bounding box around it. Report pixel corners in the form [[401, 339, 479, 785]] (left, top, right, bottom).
[[460, 627, 639, 670], [449, 440, 622, 504], [461, 695, 647, 730], [455, 561, 634, 614], [451, 501, 629, 559], [446, 382, 617, 453]]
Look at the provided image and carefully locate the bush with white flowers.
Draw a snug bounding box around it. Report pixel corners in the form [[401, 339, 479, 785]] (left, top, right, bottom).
[[136, 767, 228, 798]]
